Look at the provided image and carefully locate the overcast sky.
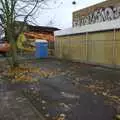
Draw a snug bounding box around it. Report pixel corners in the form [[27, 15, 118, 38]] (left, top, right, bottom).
[[31, 0, 106, 29]]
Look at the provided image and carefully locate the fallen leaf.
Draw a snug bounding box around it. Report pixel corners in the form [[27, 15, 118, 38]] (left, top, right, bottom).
[[115, 114, 120, 120]]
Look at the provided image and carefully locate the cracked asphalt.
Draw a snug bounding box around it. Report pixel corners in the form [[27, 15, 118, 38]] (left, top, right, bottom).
[[0, 58, 120, 120], [22, 59, 119, 120]]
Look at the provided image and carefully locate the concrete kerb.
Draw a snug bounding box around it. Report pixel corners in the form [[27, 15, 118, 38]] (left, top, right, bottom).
[[23, 92, 46, 120]]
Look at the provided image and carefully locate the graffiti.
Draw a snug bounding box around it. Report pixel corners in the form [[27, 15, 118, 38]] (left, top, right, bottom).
[[73, 6, 120, 27]]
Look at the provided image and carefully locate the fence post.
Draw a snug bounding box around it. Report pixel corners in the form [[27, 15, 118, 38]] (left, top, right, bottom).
[[112, 28, 116, 67], [86, 32, 88, 63], [79, 35, 81, 62], [69, 36, 71, 59]]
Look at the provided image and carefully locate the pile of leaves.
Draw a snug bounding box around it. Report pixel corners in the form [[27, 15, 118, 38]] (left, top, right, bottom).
[[5, 64, 59, 83]]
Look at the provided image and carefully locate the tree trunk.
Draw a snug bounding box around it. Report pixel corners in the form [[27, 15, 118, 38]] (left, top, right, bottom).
[[10, 39, 18, 68], [7, 29, 18, 68]]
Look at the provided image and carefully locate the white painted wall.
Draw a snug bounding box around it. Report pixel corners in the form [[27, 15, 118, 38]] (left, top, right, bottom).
[[55, 18, 120, 36]]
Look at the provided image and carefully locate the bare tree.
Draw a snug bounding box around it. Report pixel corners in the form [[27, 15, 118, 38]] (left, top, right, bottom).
[[0, 0, 60, 68]]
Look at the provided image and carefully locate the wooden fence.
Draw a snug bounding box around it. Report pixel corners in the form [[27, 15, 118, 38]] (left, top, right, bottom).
[[55, 29, 120, 67]]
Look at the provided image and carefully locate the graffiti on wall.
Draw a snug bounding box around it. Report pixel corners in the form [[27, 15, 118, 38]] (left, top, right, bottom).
[[73, 6, 120, 27]]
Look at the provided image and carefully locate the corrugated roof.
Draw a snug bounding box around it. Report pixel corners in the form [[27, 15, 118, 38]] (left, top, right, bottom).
[[28, 25, 60, 32], [16, 21, 60, 32]]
